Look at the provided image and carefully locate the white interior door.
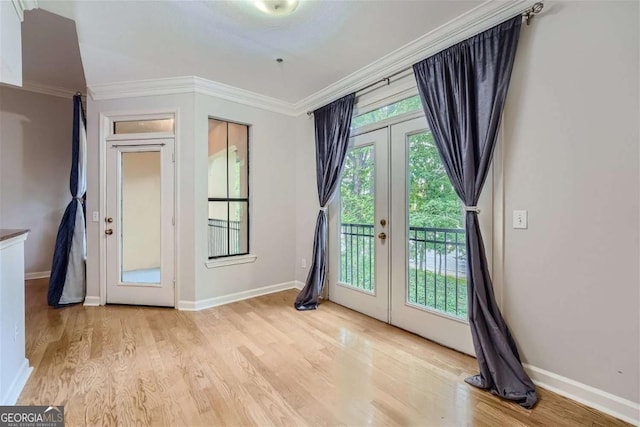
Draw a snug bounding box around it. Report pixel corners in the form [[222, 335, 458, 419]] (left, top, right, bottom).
[[105, 139, 175, 307], [329, 128, 389, 322]]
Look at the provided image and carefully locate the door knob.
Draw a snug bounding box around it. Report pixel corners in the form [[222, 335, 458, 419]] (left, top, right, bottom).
[[105, 229, 113, 235], [378, 232, 387, 240], [380, 219, 387, 227], [105, 217, 113, 223]]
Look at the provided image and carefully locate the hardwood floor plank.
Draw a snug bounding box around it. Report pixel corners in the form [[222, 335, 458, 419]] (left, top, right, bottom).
[[19, 279, 632, 427]]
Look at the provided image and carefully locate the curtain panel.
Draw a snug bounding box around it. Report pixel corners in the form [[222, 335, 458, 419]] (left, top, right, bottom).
[[295, 93, 356, 310], [413, 16, 537, 408], [48, 94, 87, 307]]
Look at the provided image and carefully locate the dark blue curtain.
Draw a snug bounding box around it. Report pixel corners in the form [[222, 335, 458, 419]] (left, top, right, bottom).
[[295, 93, 355, 310], [413, 16, 537, 408], [48, 94, 86, 307]]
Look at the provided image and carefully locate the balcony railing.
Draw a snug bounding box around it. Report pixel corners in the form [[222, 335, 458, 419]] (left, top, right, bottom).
[[208, 218, 241, 258], [340, 223, 467, 318]]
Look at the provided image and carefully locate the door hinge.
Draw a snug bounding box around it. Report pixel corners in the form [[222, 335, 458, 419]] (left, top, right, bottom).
[[173, 279, 176, 288], [172, 216, 175, 226], [171, 152, 175, 163]]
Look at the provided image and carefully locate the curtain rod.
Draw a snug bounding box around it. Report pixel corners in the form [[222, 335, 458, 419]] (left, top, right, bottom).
[[306, 2, 544, 117]]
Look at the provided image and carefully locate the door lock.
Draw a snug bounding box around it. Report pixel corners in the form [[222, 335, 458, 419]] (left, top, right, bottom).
[[380, 219, 387, 227], [105, 217, 113, 223]]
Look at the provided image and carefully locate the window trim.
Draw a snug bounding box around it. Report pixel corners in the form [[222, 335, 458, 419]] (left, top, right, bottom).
[[207, 118, 250, 259], [205, 253, 257, 269]]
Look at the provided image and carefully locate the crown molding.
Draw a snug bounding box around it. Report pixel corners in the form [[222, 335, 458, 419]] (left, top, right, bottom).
[[192, 76, 297, 116], [89, 76, 194, 100], [21, 81, 78, 98], [293, 0, 538, 115], [89, 76, 298, 116], [11, 0, 38, 21], [1, 81, 78, 99]]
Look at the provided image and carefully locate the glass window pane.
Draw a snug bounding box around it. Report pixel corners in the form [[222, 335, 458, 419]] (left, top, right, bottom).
[[228, 123, 248, 199], [208, 201, 229, 258], [351, 95, 422, 130], [339, 145, 375, 292], [406, 131, 466, 318], [114, 118, 174, 134], [208, 119, 228, 198], [121, 151, 161, 284], [229, 201, 249, 255], [207, 118, 250, 259]]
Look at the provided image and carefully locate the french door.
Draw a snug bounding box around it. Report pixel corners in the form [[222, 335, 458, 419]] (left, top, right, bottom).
[[330, 117, 486, 355], [105, 138, 175, 307]]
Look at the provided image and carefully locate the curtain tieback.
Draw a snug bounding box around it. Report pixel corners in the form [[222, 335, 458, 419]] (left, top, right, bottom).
[[319, 206, 328, 212], [73, 197, 83, 201], [464, 205, 481, 213]]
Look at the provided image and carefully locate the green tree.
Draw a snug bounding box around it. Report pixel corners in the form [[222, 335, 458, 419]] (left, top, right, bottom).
[[340, 145, 375, 224], [339, 131, 463, 230], [407, 132, 462, 230]]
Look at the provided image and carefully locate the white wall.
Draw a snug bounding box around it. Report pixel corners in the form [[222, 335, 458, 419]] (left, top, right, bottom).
[[501, 0, 639, 404], [194, 93, 297, 301], [0, 86, 72, 274]]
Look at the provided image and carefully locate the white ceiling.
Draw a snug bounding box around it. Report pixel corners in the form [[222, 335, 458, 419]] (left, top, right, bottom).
[[34, 0, 484, 103]]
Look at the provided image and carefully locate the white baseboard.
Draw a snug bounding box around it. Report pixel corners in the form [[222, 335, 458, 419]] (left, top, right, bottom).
[[1, 359, 32, 405], [293, 280, 305, 290], [524, 364, 640, 425], [25, 270, 50, 280], [83, 296, 101, 306], [178, 280, 300, 311]]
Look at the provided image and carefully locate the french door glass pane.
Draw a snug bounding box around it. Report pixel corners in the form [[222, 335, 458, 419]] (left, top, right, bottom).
[[407, 131, 467, 318], [120, 151, 161, 284], [340, 145, 375, 292]]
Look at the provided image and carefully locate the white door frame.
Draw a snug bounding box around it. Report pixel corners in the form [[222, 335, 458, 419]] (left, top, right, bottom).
[[98, 110, 180, 307]]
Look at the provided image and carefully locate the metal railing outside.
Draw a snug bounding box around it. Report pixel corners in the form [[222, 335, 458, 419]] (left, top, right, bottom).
[[208, 218, 241, 258], [340, 223, 376, 292], [340, 223, 467, 318]]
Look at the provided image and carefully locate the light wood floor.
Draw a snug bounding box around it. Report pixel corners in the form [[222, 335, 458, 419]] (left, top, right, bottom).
[[20, 279, 629, 426]]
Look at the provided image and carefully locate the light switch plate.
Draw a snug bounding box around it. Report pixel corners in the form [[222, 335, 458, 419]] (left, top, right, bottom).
[[513, 210, 528, 229], [92, 211, 99, 222]]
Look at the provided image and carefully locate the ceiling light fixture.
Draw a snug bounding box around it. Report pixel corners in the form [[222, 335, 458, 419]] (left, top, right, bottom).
[[254, 0, 299, 16]]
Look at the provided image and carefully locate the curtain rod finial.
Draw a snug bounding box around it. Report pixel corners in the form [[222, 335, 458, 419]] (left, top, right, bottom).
[[523, 2, 544, 25]]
